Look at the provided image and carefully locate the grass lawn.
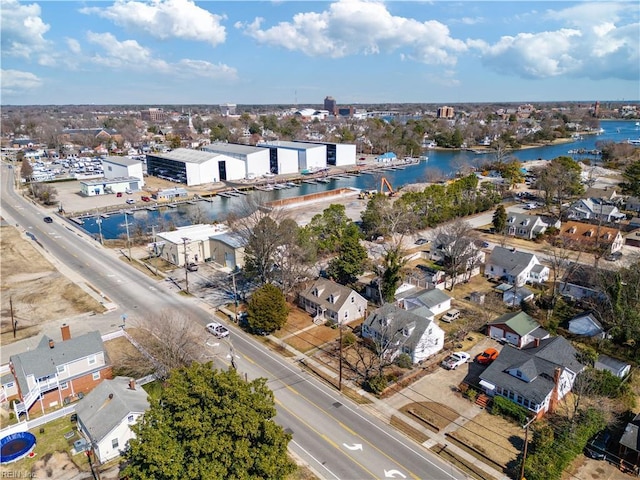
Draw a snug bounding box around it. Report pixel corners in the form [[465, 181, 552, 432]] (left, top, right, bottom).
[[400, 401, 460, 432]]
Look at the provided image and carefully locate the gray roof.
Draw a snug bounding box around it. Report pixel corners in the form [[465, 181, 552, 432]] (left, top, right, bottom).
[[148, 148, 221, 164], [258, 140, 325, 150], [480, 336, 584, 406], [506, 212, 544, 231], [595, 354, 630, 374], [567, 312, 603, 336], [102, 156, 142, 167], [363, 304, 433, 352], [620, 413, 640, 453], [211, 232, 247, 249], [299, 278, 363, 314], [488, 246, 536, 276], [404, 289, 451, 310], [10, 331, 106, 395], [201, 143, 267, 156], [75, 376, 149, 444], [81, 176, 141, 186]]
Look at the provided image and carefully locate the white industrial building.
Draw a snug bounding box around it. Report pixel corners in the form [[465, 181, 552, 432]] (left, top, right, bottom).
[[297, 141, 356, 167], [146, 148, 245, 186], [257, 140, 327, 174], [201, 143, 270, 179], [102, 156, 145, 187]]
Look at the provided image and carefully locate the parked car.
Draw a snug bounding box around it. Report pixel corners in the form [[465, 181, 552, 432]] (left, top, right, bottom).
[[206, 322, 230, 338], [476, 348, 499, 365], [141, 196, 151, 202], [605, 252, 622, 262], [43, 216, 53, 223], [125, 189, 132, 194], [441, 351, 470, 370], [415, 238, 429, 246], [125, 198, 135, 204], [481, 241, 490, 248], [116, 192, 123, 197], [585, 430, 611, 460], [186, 263, 198, 272], [441, 309, 461, 323]]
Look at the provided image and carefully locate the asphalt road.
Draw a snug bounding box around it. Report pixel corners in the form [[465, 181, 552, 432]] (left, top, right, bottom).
[[1, 164, 468, 480]]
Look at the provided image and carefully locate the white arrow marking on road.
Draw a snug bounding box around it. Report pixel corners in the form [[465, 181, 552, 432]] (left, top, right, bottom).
[[342, 443, 363, 451], [384, 469, 406, 478]]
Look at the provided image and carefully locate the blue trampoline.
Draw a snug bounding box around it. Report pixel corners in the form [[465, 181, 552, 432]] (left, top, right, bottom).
[[1, 432, 37, 464]]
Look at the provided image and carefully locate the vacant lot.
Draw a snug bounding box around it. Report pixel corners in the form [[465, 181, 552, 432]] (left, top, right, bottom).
[[0, 225, 106, 344]]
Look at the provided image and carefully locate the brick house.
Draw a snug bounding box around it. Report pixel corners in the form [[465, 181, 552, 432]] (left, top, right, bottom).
[[3, 325, 112, 419]]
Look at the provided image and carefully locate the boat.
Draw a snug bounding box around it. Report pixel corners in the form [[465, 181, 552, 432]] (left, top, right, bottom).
[[627, 138, 640, 146]]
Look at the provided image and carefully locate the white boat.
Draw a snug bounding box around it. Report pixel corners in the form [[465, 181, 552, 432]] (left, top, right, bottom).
[[627, 138, 640, 146]]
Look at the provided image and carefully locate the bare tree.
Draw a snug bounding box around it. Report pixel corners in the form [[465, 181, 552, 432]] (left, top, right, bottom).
[[432, 220, 479, 291]]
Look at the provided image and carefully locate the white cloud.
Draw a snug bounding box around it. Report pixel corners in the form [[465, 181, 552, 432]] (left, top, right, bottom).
[[478, 3, 639, 80], [238, 0, 468, 65], [66, 38, 82, 55], [81, 0, 226, 46], [0, 0, 50, 58], [84, 31, 237, 80], [1, 69, 43, 96]]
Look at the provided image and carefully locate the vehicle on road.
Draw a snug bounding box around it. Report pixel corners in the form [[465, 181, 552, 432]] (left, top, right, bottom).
[[141, 196, 151, 202], [186, 263, 198, 272], [441, 309, 461, 323], [585, 430, 611, 460], [116, 192, 123, 197], [441, 351, 470, 370], [415, 238, 429, 246], [206, 322, 230, 338], [605, 252, 622, 262], [476, 348, 499, 365], [125, 198, 135, 204], [125, 189, 132, 194], [481, 241, 490, 248], [43, 216, 53, 223]]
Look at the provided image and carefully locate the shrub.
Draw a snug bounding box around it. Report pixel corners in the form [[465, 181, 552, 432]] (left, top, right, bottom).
[[395, 353, 413, 369], [491, 395, 529, 424], [365, 374, 388, 394], [342, 331, 356, 347], [465, 388, 478, 403]]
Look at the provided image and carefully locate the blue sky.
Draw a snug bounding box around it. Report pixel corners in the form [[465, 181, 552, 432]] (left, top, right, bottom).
[[1, 0, 639, 105]]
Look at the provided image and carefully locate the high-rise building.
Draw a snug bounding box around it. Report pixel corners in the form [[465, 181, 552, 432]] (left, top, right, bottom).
[[141, 108, 166, 122], [437, 106, 455, 119], [220, 103, 237, 116], [324, 96, 337, 115]]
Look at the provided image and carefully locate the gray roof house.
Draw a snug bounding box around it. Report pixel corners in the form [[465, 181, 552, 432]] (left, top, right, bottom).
[[505, 212, 560, 240], [401, 288, 452, 318], [567, 311, 605, 338], [76, 376, 150, 464], [361, 304, 444, 364], [626, 196, 640, 213], [485, 246, 549, 286], [487, 311, 549, 348], [619, 413, 640, 468], [595, 354, 631, 379], [567, 198, 625, 223], [479, 336, 585, 419], [299, 278, 368, 325]]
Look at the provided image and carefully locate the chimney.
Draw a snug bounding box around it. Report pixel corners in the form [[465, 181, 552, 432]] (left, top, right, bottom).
[[129, 379, 136, 390], [548, 367, 562, 414], [49, 339, 54, 349], [534, 337, 540, 348], [61, 323, 71, 341]]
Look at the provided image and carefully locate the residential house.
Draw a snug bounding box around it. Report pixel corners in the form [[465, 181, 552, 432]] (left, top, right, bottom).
[[361, 304, 444, 364], [584, 187, 620, 204], [625, 196, 640, 213], [487, 310, 549, 348], [557, 264, 609, 302], [502, 285, 535, 305], [484, 246, 549, 286], [567, 311, 605, 338], [5, 325, 112, 419], [430, 234, 485, 286], [505, 212, 560, 240], [559, 221, 624, 255], [619, 413, 640, 469], [401, 289, 452, 318], [567, 198, 625, 223], [595, 355, 631, 379], [75, 377, 149, 464], [479, 336, 585, 419], [298, 278, 368, 325]]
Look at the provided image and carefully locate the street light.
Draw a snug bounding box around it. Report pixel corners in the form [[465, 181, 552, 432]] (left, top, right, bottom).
[[181, 237, 190, 293]]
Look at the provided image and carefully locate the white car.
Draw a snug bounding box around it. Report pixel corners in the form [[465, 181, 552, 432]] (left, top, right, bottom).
[[441, 351, 470, 370], [206, 322, 230, 338]]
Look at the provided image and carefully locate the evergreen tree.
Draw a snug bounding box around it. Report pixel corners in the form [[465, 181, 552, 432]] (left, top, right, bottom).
[[246, 283, 289, 334], [327, 235, 368, 285], [380, 245, 405, 303], [492, 204, 508, 233], [122, 364, 296, 480]]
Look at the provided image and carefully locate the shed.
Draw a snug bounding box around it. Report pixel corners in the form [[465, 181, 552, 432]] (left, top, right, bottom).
[[469, 291, 485, 304], [595, 354, 631, 379], [567, 312, 605, 338]]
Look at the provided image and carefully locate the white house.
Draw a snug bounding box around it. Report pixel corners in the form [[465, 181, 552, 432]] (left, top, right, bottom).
[[401, 289, 452, 317], [75, 377, 149, 464], [362, 304, 444, 364], [567, 198, 625, 223], [487, 310, 549, 348], [485, 246, 549, 286], [298, 278, 368, 325], [102, 156, 145, 187], [505, 212, 560, 240]]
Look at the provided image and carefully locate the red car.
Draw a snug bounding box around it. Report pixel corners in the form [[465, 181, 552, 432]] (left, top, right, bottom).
[[476, 348, 499, 365], [141, 196, 151, 202]]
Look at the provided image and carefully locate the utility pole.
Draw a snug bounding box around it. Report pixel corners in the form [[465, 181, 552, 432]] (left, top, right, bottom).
[[124, 212, 131, 261], [519, 416, 536, 480], [338, 320, 343, 391], [182, 237, 190, 294], [230, 270, 239, 321], [96, 216, 104, 245], [151, 225, 158, 276], [10, 297, 17, 338]]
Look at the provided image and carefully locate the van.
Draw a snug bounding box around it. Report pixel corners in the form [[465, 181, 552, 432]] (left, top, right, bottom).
[[442, 309, 461, 323]]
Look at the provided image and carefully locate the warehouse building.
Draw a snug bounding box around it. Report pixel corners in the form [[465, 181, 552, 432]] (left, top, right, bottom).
[[201, 143, 270, 180], [257, 140, 327, 175], [295, 141, 356, 167], [102, 156, 145, 187], [146, 148, 245, 186]]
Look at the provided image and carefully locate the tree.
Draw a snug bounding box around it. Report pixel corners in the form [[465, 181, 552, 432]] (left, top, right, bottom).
[[535, 156, 584, 218], [272, 218, 316, 295], [246, 283, 289, 334], [121, 363, 296, 480], [327, 234, 368, 285], [306, 204, 357, 255], [380, 244, 406, 303], [492, 204, 508, 233], [20, 157, 33, 182], [620, 160, 640, 196], [433, 220, 478, 291], [31, 183, 58, 205]]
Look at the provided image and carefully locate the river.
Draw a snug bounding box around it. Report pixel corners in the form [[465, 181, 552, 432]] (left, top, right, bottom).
[[82, 120, 640, 239]]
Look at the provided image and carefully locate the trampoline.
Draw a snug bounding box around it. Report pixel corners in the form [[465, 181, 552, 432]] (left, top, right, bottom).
[[1, 432, 37, 464]]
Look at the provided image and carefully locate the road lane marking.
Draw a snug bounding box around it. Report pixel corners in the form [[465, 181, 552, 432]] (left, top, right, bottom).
[[291, 439, 340, 480], [385, 469, 407, 478], [343, 443, 363, 451]]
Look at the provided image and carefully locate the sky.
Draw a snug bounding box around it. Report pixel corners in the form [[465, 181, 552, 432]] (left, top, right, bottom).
[[1, 0, 639, 106]]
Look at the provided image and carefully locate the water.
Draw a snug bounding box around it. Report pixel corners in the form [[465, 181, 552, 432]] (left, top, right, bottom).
[[82, 120, 639, 239]]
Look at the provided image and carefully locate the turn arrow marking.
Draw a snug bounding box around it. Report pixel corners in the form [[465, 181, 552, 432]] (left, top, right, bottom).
[[342, 443, 363, 451], [384, 469, 406, 478]]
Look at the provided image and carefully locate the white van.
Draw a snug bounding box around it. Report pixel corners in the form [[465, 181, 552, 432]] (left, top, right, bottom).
[[441, 309, 461, 323]]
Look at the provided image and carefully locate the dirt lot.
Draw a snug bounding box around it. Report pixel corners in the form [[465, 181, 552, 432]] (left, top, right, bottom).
[[0, 224, 106, 344]]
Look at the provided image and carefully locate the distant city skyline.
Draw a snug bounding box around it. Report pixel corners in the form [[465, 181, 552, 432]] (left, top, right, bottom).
[[1, 0, 639, 106]]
